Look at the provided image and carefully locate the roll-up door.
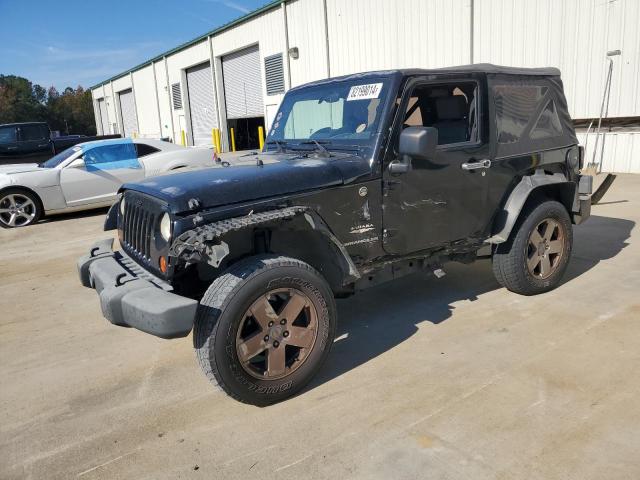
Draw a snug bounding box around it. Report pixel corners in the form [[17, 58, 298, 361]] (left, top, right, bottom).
[[118, 89, 138, 137], [222, 45, 264, 119], [97, 98, 109, 135], [186, 62, 218, 146]]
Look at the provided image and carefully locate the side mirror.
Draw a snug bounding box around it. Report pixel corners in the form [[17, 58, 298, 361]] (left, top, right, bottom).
[[399, 126, 438, 159], [68, 157, 85, 168]]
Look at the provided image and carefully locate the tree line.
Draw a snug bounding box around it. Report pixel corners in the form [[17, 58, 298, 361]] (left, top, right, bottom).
[[0, 74, 96, 136]]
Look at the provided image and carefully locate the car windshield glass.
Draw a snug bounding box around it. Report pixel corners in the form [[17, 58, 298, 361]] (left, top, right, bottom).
[[267, 78, 390, 147], [40, 146, 80, 168]]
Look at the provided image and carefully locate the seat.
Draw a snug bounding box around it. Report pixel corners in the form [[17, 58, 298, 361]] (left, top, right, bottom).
[[433, 96, 469, 145]]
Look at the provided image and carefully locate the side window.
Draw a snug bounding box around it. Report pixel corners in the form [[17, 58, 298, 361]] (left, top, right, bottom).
[[0, 126, 17, 144], [20, 124, 49, 142], [135, 143, 160, 158], [530, 100, 563, 139], [83, 143, 140, 170], [402, 82, 478, 145], [493, 85, 547, 144]]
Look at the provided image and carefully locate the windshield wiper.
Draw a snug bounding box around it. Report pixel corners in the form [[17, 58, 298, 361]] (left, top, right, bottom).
[[265, 140, 287, 153], [299, 140, 331, 158]]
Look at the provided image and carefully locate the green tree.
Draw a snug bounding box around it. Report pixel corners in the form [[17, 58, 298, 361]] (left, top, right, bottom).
[[0, 75, 96, 135], [0, 75, 46, 123]]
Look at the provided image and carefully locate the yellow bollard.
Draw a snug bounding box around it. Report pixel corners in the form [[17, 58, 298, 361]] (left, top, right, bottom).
[[258, 126, 264, 151], [230, 127, 236, 152], [215, 128, 222, 153], [181, 130, 186, 146], [212, 128, 222, 153]]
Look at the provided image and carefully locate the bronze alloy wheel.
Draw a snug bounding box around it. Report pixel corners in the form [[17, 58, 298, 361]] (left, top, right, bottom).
[[526, 218, 565, 279], [235, 288, 319, 380]]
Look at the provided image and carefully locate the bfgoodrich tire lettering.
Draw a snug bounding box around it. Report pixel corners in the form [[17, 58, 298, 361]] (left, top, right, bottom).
[[492, 199, 573, 296], [193, 255, 336, 406]]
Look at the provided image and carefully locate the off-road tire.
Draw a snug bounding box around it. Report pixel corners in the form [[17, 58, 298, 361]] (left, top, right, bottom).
[[0, 188, 43, 228], [193, 255, 336, 406], [492, 199, 573, 295]]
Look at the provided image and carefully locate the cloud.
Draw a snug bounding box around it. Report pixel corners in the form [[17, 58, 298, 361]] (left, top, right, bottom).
[[207, 0, 251, 14], [19, 41, 167, 89]]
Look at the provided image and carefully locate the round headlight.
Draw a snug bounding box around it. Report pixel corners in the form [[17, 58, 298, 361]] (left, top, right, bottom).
[[160, 213, 171, 241], [119, 196, 126, 216]]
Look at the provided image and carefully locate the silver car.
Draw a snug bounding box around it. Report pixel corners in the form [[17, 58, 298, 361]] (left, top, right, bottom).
[[0, 138, 217, 228]]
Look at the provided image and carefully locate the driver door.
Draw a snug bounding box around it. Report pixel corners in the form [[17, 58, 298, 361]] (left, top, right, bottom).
[[60, 142, 144, 206], [382, 78, 493, 255]]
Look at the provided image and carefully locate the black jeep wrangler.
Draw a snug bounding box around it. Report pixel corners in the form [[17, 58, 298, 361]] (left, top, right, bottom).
[[79, 64, 592, 405]]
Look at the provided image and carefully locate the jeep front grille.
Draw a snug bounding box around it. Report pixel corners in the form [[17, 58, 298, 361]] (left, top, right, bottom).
[[122, 201, 155, 260], [119, 191, 167, 273]]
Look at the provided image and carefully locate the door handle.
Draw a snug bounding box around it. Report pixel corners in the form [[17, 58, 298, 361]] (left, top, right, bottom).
[[388, 160, 411, 174], [7, 146, 17, 150], [461, 159, 491, 170]]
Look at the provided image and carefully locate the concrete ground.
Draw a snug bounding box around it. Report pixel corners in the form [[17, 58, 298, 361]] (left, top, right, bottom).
[[1, 175, 638, 480]]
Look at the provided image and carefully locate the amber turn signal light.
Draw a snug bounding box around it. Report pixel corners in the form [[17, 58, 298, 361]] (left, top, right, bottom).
[[159, 256, 167, 273]]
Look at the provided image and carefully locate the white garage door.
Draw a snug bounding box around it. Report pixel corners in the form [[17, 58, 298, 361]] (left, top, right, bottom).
[[97, 98, 109, 135], [186, 62, 218, 146], [118, 89, 138, 137], [222, 45, 264, 119]]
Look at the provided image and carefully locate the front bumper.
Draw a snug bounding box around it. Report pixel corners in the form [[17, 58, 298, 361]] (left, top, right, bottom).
[[78, 239, 197, 339]]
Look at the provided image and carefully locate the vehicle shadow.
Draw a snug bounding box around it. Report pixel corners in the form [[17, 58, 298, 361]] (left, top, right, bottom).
[[39, 206, 109, 224], [306, 214, 634, 393]]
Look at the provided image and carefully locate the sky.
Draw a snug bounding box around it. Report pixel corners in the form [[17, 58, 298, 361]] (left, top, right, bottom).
[[0, 0, 273, 91]]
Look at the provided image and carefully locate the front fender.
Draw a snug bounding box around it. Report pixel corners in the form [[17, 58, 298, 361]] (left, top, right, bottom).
[[168, 206, 361, 287]]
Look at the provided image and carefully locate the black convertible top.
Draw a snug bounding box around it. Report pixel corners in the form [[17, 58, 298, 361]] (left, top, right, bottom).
[[422, 63, 561, 77], [295, 64, 562, 92]]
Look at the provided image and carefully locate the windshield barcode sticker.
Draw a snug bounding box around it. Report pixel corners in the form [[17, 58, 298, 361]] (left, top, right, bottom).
[[347, 83, 383, 101]]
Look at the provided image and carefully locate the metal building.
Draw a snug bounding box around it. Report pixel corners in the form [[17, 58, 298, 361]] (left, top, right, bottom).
[[91, 0, 640, 173]]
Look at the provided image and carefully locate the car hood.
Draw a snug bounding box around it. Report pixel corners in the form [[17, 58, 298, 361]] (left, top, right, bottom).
[[0, 163, 41, 174], [124, 152, 370, 214]]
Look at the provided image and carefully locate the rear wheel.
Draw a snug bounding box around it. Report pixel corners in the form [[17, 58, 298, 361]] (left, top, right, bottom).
[[193, 255, 336, 406], [0, 189, 42, 228], [492, 199, 572, 295]]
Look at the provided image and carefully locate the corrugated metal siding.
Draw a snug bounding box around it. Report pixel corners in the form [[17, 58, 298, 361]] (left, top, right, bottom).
[[186, 62, 218, 146], [118, 89, 138, 137], [578, 130, 640, 174], [286, 0, 328, 86], [97, 98, 109, 135], [325, 0, 471, 76], [222, 45, 264, 118], [132, 65, 160, 138], [474, 0, 640, 119]]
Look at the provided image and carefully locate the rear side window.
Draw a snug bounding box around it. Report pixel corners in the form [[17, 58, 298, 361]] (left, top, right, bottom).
[[135, 143, 160, 158], [493, 85, 547, 144], [530, 100, 563, 139], [0, 126, 17, 144], [20, 124, 49, 141]]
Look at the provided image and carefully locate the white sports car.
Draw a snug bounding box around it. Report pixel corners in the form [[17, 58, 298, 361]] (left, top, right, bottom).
[[0, 138, 217, 228]]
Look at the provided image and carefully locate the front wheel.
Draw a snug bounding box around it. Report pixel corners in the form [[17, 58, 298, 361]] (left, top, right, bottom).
[[492, 199, 573, 295], [0, 189, 42, 228], [193, 255, 336, 406]]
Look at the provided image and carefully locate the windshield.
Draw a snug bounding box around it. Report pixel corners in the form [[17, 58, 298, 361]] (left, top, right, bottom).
[[267, 78, 390, 147], [40, 146, 81, 168]]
